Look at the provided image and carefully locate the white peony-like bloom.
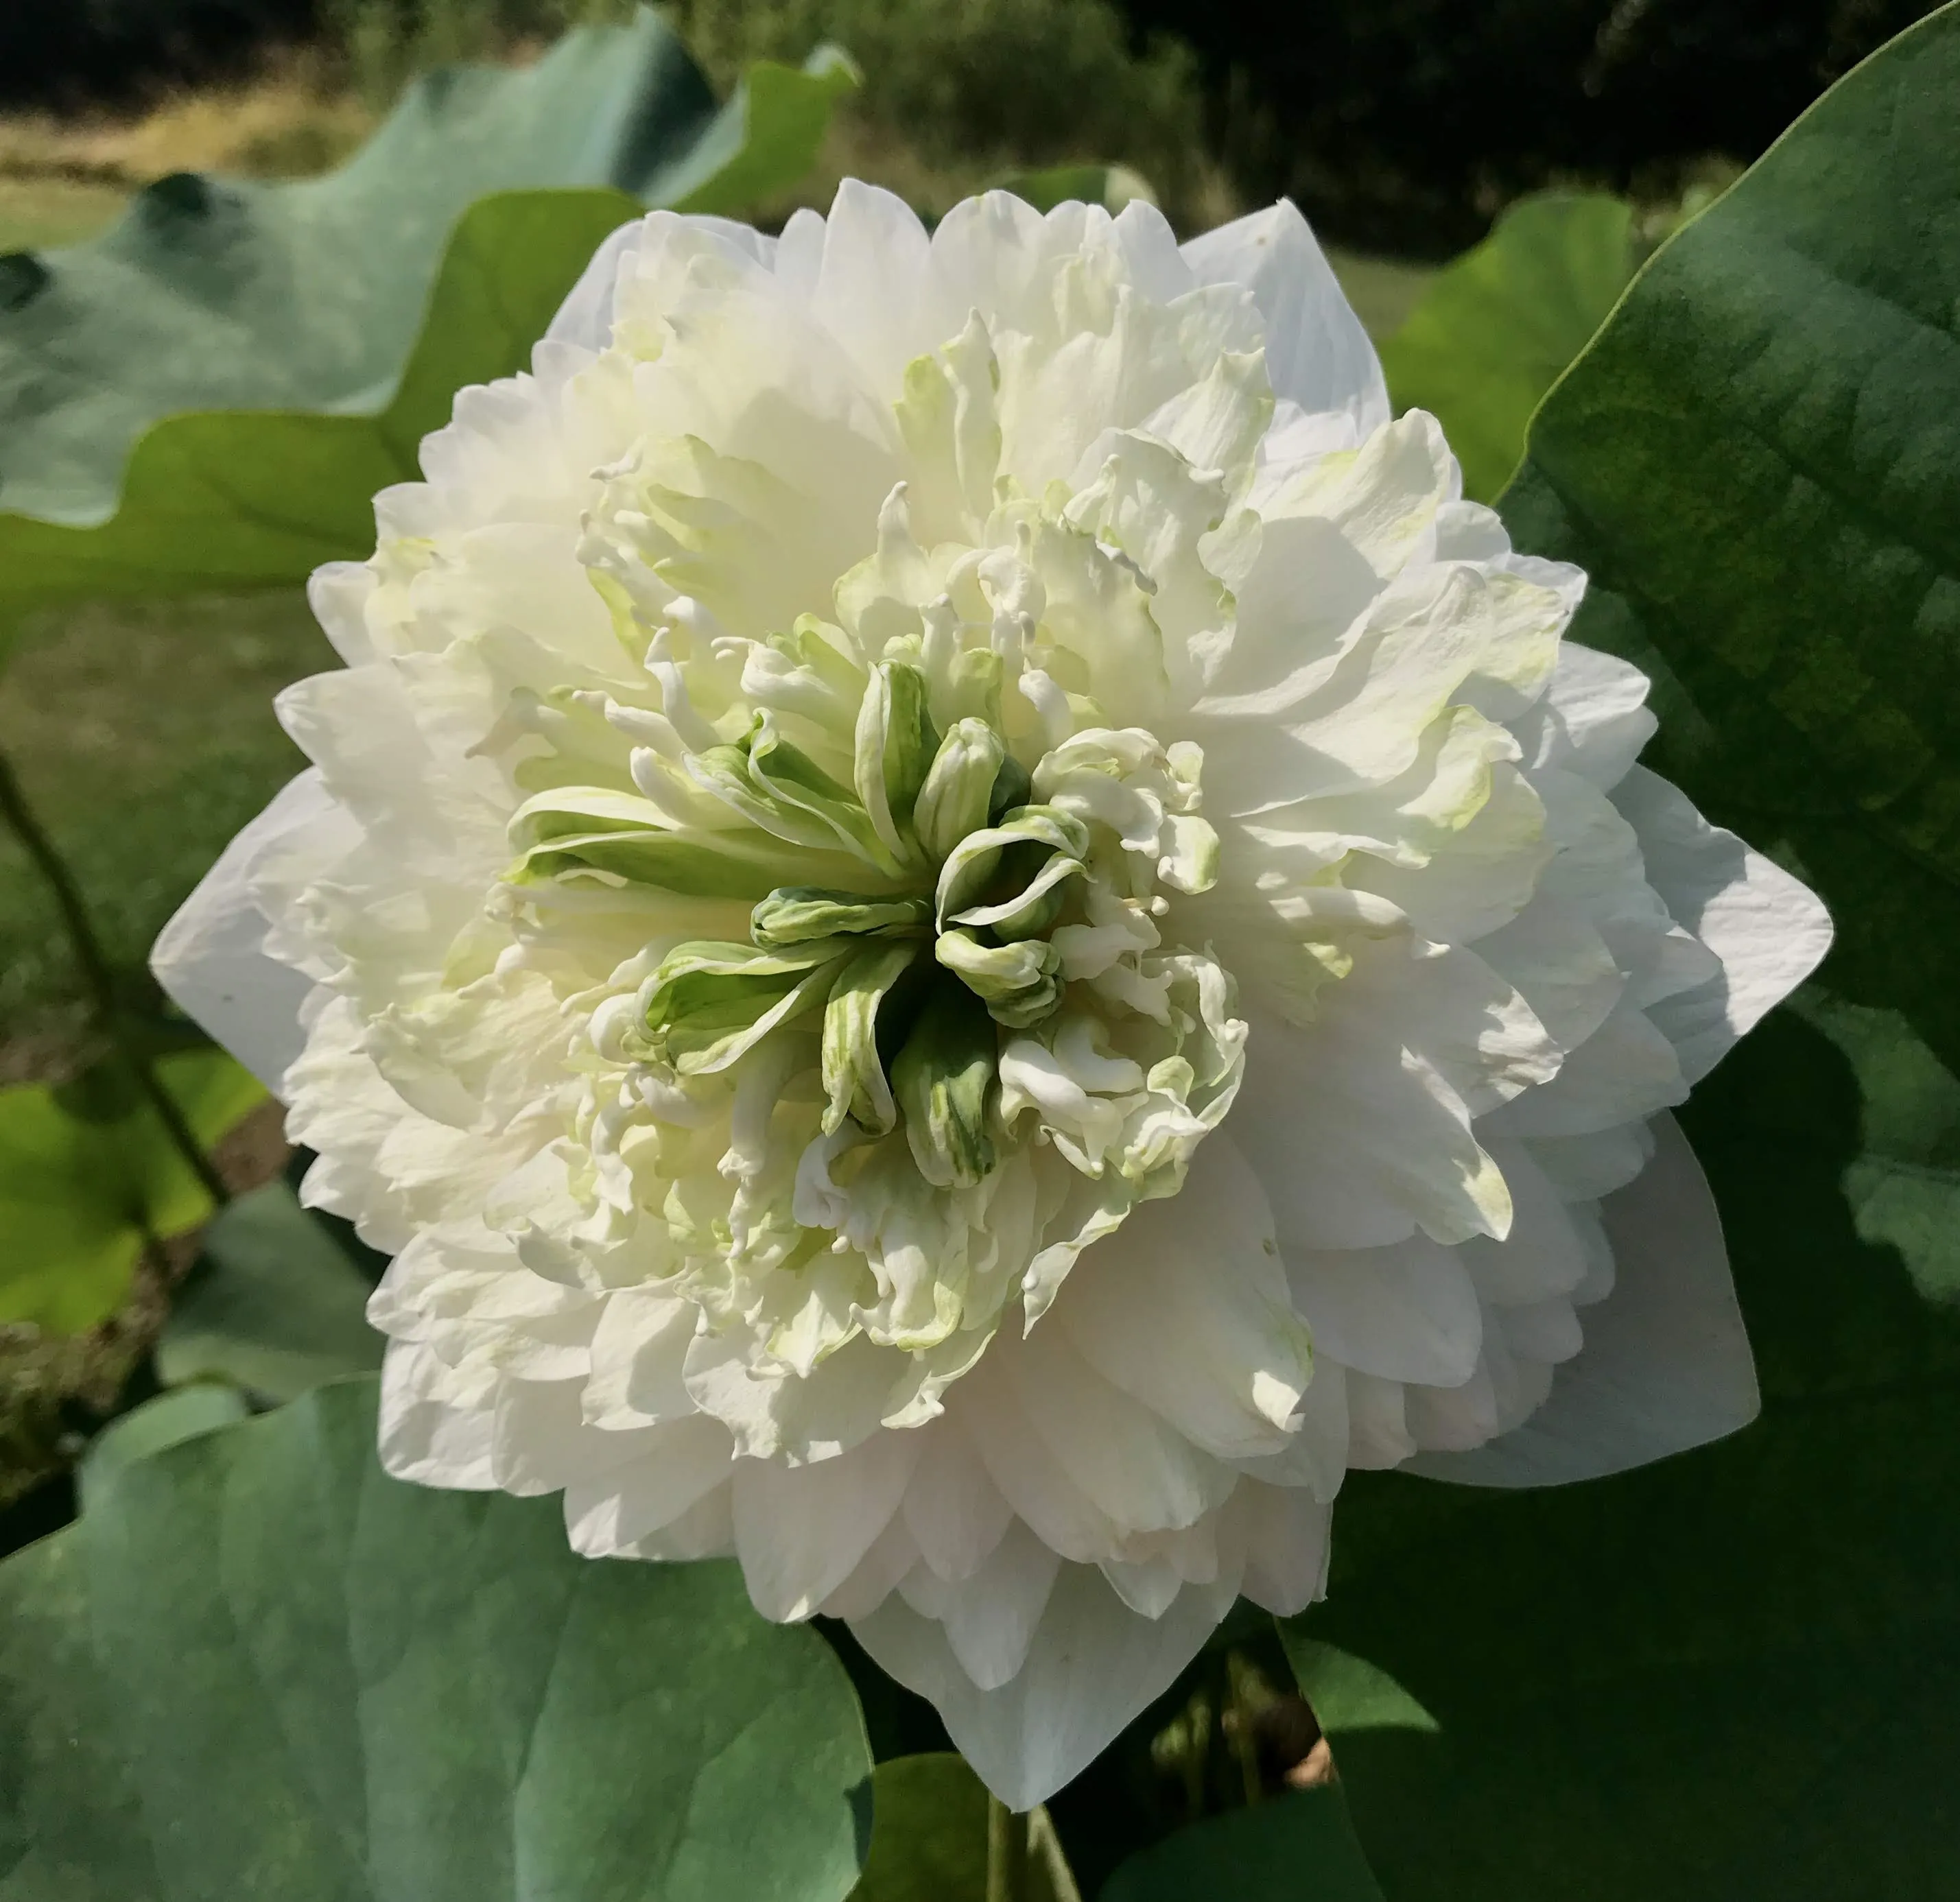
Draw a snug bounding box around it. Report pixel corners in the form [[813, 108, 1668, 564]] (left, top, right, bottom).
[[155, 185, 1830, 1807]]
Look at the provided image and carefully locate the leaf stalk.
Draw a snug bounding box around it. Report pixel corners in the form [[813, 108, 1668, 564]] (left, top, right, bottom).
[[0, 746, 229, 1206]]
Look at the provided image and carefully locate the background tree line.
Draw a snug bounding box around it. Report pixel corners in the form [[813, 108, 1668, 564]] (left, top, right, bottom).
[[1, 0, 1942, 248]]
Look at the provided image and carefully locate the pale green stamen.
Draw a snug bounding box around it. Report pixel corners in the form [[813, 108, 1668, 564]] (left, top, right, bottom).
[[515, 626, 1221, 1168]]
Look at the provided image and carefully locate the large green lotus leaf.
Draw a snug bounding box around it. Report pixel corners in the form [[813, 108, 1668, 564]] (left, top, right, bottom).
[[0, 9, 851, 530], [0, 1048, 266, 1333], [0, 1375, 873, 1901], [1498, 0, 1960, 1317], [668, 47, 860, 219], [1100, 1788, 1385, 1902], [847, 1755, 989, 1902], [1378, 193, 1634, 503], [157, 1180, 386, 1401], [76, 1384, 251, 1510], [1282, 9, 1960, 1897]]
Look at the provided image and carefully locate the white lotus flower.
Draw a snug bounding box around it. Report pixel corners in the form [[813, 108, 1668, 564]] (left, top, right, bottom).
[[154, 185, 1830, 1807]]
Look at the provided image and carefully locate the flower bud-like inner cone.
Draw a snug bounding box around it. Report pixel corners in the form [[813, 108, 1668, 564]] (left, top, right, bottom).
[[628, 677, 1219, 1196], [501, 469, 1248, 1396]]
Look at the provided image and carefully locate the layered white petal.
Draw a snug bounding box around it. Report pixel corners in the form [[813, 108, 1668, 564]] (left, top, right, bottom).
[[901, 1419, 1016, 1582], [543, 217, 650, 353], [895, 1517, 1061, 1690], [563, 1417, 737, 1557], [377, 1338, 496, 1490], [795, 180, 943, 401], [1288, 1237, 1485, 1389], [150, 770, 340, 1091], [732, 1429, 922, 1620], [1407, 1114, 1758, 1484], [853, 1560, 1236, 1812], [1179, 200, 1389, 438], [1052, 1133, 1310, 1460], [1611, 765, 1834, 1082]]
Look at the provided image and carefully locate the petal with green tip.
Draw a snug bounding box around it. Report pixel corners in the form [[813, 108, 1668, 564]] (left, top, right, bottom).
[[641, 938, 853, 1074], [934, 929, 1063, 1029], [890, 982, 999, 1189], [749, 716, 904, 874], [854, 660, 938, 863], [934, 806, 1090, 925], [913, 717, 1006, 861], [822, 941, 928, 1136], [752, 887, 934, 949]]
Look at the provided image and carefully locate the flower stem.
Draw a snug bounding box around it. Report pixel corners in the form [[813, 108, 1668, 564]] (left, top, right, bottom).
[[0, 746, 229, 1206], [1028, 1806, 1083, 1902], [985, 1793, 1024, 1902], [985, 1800, 1081, 1902]]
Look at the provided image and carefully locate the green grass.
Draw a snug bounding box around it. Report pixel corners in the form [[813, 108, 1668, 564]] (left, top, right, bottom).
[[0, 595, 335, 1054], [0, 178, 128, 252]]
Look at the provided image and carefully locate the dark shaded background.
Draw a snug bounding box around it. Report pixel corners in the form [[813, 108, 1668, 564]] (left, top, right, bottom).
[[0, 0, 1950, 248], [0, 1, 314, 108], [1118, 0, 1946, 250]]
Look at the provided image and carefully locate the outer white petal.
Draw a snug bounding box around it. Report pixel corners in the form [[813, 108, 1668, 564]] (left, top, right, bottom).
[[631, 1482, 736, 1562], [377, 1338, 495, 1489], [1230, 1482, 1333, 1617], [150, 769, 335, 1091], [543, 212, 778, 353], [957, 1352, 1124, 1563], [1523, 1119, 1655, 1203], [818, 1515, 923, 1619], [852, 1561, 1233, 1809], [1402, 1349, 1506, 1450], [563, 1416, 737, 1558], [1232, 1351, 1349, 1500], [307, 560, 381, 667], [1286, 1235, 1484, 1388], [489, 1377, 659, 1496], [1500, 994, 1686, 1137], [1052, 1132, 1311, 1460], [989, 1320, 1234, 1541], [895, 1518, 1061, 1690], [731, 1427, 923, 1620], [542, 217, 644, 351], [925, 191, 1097, 348], [1110, 198, 1200, 305], [801, 179, 943, 401], [583, 1287, 698, 1428], [683, 1327, 893, 1464], [1179, 200, 1389, 436], [1513, 641, 1657, 790], [1456, 1132, 1594, 1305], [902, 1420, 1015, 1582], [1407, 1113, 1757, 1486], [1611, 765, 1834, 1082], [1228, 934, 1557, 1252], [1344, 1368, 1417, 1468]]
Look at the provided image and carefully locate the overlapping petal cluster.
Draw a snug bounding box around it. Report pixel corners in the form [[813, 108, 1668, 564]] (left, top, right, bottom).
[[156, 184, 1830, 1806]]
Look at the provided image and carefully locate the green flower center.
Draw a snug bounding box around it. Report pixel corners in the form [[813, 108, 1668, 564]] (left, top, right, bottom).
[[633, 662, 1117, 1189], [505, 596, 1223, 1218]]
